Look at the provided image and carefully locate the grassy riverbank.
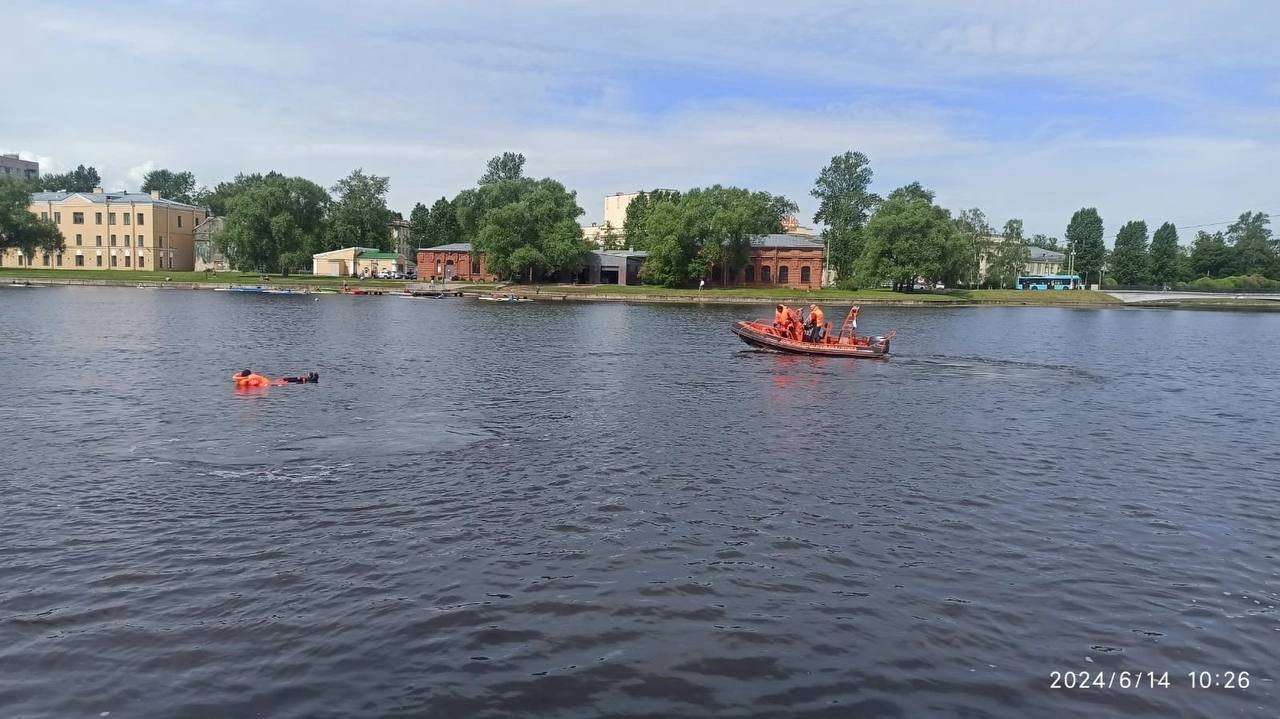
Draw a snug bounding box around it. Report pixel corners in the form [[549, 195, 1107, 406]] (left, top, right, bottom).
[[0, 268, 415, 288], [541, 284, 1122, 305]]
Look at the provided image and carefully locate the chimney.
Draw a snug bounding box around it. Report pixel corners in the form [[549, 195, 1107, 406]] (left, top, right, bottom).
[[150, 190, 161, 199], [92, 186, 104, 194]]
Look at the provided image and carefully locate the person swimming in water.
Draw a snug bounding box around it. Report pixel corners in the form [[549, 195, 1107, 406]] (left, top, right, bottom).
[[233, 370, 319, 387]]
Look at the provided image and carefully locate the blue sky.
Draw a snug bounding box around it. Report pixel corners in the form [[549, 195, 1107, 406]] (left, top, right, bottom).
[[3, 0, 1278, 240]]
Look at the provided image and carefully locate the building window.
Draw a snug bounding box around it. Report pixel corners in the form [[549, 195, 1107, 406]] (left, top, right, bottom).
[[761, 266, 771, 283], [110, 255, 117, 267], [76, 255, 85, 267], [95, 235, 102, 247], [41, 212, 48, 220], [177, 215, 183, 228], [73, 212, 84, 224], [138, 256, 145, 268], [471, 257, 480, 274], [110, 235, 117, 246], [42, 254, 50, 266], [123, 213, 131, 225], [96, 255, 102, 267], [800, 266, 811, 284], [54, 212, 61, 223], [75, 234, 82, 246], [95, 212, 102, 225], [108, 212, 116, 225], [137, 236, 144, 246], [17, 254, 23, 266], [124, 235, 130, 246], [778, 266, 789, 284], [744, 265, 754, 282], [124, 256, 131, 267], [159, 237, 165, 248], [137, 214, 144, 226], [56, 254, 62, 267]]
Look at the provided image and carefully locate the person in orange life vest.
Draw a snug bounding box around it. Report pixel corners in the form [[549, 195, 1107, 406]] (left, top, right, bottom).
[[784, 305, 804, 341], [774, 304, 788, 331], [233, 369, 272, 388], [804, 304, 826, 342]]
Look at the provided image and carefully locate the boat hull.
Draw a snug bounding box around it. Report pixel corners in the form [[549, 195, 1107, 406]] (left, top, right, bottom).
[[731, 321, 891, 358]]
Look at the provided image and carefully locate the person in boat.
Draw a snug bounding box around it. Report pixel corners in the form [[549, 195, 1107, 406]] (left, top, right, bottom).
[[804, 303, 826, 342], [784, 305, 804, 341], [773, 304, 788, 331]]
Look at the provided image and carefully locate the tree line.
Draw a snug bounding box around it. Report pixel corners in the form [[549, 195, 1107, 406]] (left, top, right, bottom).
[[6, 152, 1277, 287]]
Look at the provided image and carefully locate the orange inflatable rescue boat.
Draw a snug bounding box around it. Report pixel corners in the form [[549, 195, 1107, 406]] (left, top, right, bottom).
[[732, 305, 894, 358]]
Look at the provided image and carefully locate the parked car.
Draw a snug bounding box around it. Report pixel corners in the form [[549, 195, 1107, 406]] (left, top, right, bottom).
[[405, 269, 417, 280]]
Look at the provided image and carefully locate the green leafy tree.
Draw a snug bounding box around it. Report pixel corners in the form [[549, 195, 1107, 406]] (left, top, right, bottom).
[[0, 178, 64, 260], [1225, 211, 1275, 277], [633, 186, 795, 287], [622, 189, 680, 250], [141, 169, 197, 204], [1190, 231, 1233, 278], [478, 152, 526, 185], [1148, 222, 1181, 286], [855, 183, 959, 291], [213, 175, 330, 272], [37, 164, 101, 192], [327, 169, 393, 251], [1065, 208, 1105, 286], [1029, 234, 1061, 251], [953, 208, 993, 287], [1109, 220, 1150, 286], [423, 197, 461, 247], [985, 219, 1030, 288], [459, 172, 589, 280], [597, 226, 624, 250], [409, 202, 431, 248], [193, 173, 273, 216], [811, 151, 879, 283]]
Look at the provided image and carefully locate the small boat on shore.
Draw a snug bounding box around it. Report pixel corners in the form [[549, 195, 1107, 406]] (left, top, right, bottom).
[[477, 292, 532, 303], [214, 285, 266, 293], [732, 305, 894, 358]]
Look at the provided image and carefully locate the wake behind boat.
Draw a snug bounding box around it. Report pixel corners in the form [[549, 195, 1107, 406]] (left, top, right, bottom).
[[732, 305, 894, 358]]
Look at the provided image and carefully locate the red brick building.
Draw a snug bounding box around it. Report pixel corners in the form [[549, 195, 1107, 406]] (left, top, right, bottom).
[[721, 234, 824, 289], [416, 242, 496, 282]]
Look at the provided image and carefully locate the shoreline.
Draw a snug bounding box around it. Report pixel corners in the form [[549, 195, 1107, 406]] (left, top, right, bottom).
[[5, 274, 1279, 310]]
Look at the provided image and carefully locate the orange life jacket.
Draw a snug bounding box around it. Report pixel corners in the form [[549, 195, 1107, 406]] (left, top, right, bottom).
[[232, 372, 272, 388], [810, 307, 825, 327]]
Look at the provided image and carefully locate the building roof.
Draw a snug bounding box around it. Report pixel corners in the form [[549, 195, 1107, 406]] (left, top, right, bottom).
[[1029, 247, 1065, 262], [420, 242, 473, 252], [598, 249, 648, 258], [750, 234, 824, 249], [313, 246, 379, 258], [30, 190, 204, 211], [356, 251, 402, 260]]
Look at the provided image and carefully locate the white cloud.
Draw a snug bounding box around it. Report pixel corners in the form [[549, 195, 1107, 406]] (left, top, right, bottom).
[[1, 0, 1276, 239]]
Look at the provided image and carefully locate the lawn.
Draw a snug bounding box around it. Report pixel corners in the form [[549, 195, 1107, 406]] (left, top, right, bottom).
[[0, 268, 413, 288], [539, 283, 1121, 305]]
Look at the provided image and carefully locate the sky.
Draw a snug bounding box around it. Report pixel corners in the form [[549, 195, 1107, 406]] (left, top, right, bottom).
[[3, 0, 1279, 240]]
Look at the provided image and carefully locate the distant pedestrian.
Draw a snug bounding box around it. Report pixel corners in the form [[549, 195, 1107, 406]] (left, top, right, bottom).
[[699, 279, 706, 291]]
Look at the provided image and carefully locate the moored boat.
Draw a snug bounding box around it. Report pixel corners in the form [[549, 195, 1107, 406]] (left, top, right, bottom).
[[477, 292, 532, 303], [731, 305, 894, 358]]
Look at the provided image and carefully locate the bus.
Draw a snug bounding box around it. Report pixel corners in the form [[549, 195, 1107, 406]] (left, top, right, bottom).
[[1015, 274, 1082, 290]]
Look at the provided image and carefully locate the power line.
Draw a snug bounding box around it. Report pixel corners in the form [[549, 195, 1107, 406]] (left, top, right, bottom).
[[1175, 210, 1280, 231]]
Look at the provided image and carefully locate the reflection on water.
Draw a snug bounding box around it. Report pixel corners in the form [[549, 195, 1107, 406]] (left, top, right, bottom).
[[0, 288, 1277, 718]]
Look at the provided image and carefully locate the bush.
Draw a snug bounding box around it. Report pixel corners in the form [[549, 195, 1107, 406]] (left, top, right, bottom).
[[1177, 274, 1280, 291]]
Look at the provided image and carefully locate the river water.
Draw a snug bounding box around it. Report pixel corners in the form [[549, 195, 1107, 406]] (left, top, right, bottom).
[[1, 286, 1276, 718]]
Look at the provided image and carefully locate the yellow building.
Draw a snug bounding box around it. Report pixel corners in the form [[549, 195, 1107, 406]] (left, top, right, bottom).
[[0, 188, 207, 271]]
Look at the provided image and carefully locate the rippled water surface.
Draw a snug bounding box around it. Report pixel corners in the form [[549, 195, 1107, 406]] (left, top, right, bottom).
[[1, 286, 1277, 718]]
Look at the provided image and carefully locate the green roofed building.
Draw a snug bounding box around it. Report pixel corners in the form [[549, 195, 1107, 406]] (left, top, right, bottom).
[[312, 247, 409, 277]]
